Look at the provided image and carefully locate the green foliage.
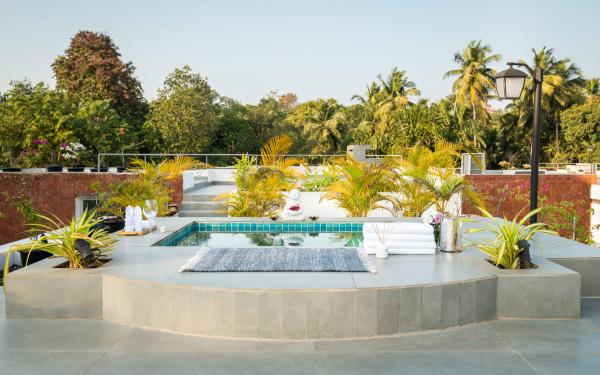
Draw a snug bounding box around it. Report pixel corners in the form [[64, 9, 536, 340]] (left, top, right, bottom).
[[322, 157, 394, 217], [469, 208, 557, 269], [3, 210, 117, 288], [444, 40, 501, 124], [143, 66, 219, 153], [398, 142, 484, 216], [560, 97, 600, 162], [52, 30, 147, 129], [300, 165, 339, 192], [218, 136, 303, 217], [0, 81, 76, 166], [99, 156, 200, 217], [74, 100, 130, 163]]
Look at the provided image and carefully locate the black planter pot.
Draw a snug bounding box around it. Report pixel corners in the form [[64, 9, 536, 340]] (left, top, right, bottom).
[[102, 217, 125, 233], [90, 167, 108, 172], [115, 166, 126, 173], [67, 165, 85, 172], [19, 249, 52, 266], [2, 167, 22, 172], [46, 165, 63, 172]]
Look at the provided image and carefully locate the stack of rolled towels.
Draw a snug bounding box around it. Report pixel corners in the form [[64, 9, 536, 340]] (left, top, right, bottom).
[[124, 205, 153, 232], [362, 222, 436, 255]]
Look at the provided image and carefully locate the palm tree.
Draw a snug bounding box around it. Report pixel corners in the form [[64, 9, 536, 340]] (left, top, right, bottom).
[[516, 47, 584, 157], [444, 40, 501, 123], [351, 68, 420, 151], [303, 99, 346, 154], [377, 67, 421, 113], [322, 156, 394, 217], [585, 78, 600, 98]]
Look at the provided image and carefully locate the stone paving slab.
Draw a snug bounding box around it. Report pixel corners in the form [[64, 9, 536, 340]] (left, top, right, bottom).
[[2, 297, 600, 374]]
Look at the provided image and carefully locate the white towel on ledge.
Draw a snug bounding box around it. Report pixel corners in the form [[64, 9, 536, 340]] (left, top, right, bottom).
[[362, 222, 433, 235], [362, 233, 433, 243]]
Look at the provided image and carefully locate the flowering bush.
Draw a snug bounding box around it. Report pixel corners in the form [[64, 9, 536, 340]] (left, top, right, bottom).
[[60, 142, 86, 164]]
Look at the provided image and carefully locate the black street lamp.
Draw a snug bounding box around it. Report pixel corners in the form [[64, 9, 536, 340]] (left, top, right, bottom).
[[495, 62, 544, 224]]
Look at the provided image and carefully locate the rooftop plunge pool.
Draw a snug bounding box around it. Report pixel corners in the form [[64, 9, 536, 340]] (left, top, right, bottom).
[[154, 221, 364, 248]]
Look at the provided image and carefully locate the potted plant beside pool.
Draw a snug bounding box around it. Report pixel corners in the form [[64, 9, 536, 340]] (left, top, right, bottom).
[[3, 210, 116, 279], [467, 207, 557, 269]]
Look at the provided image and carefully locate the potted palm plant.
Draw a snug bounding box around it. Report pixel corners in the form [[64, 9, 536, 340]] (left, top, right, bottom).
[[321, 156, 394, 217], [399, 142, 483, 252]]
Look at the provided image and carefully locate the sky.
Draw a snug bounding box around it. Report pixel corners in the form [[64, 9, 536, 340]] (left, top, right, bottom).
[[1, 0, 599, 105]]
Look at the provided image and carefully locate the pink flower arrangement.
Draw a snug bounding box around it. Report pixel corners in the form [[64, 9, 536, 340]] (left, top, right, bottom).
[[430, 213, 443, 225], [289, 204, 301, 212]]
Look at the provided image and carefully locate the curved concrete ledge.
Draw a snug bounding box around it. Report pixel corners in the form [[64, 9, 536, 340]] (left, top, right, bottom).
[[101, 275, 497, 339], [3, 217, 592, 340]]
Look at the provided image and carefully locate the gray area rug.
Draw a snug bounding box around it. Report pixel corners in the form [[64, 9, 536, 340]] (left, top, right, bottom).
[[180, 247, 376, 273]]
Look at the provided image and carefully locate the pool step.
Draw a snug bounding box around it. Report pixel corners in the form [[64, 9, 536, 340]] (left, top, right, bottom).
[[178, 210, 226, 217], [181, 201, 225, 211], [183, 194, 225, 202]]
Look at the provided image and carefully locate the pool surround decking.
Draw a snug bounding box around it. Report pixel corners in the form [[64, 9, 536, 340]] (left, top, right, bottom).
[[4, 216, 597, 340]]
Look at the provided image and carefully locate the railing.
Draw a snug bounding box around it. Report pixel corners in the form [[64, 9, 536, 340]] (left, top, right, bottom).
[[96, 153, 349, 169]]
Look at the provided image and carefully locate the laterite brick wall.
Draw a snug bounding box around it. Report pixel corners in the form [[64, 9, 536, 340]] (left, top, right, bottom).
[[0, 173, 182, 245], [464, 174, 596, 233]]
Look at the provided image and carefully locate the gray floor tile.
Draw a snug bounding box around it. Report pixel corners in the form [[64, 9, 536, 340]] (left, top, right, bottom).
[[0, 351, 103, 375], [314, 351, 535, 375], [111, 327, 314, 352], [86, 352, 316, 375], [521, 351, 600, 375], [491, 319, 600, 354], [0, 319, 131, 352], [314, 323, 510, 353]]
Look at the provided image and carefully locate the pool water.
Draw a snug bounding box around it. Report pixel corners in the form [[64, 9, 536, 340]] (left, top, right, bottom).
[[156, 222, 364, 247]]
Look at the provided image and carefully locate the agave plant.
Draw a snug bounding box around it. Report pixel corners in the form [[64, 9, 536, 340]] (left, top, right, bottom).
[[218, 135, 304, 217], [322, 156, 394, 217], [468, 207, 557, 269], [3, 210, 117, 289]]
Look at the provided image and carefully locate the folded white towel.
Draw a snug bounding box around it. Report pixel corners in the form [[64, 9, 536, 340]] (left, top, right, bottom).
[[364, 241, 436, 250], [362, 233, 434, 243], [363, 222, 433, 235], [363, 245, 436, 255]]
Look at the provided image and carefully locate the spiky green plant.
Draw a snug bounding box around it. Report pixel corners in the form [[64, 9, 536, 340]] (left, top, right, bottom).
[[3, 210, 117, 290], [468, 207, 557, 269]]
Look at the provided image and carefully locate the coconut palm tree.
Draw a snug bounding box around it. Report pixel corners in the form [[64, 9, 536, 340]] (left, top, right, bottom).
[[444, 40, 501, 124], [377, 67, 421, 113], [516, 47, 585, 157], [585, 78, 600, 98], [303, 99, 346, 154], [351, 69, 420, 151]]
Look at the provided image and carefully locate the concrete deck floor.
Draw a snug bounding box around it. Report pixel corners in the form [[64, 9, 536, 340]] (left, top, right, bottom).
[[1, 290, 600, 374]]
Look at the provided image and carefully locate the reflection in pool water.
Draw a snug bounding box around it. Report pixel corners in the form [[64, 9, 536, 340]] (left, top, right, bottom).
[[175, 232, 363, 247]]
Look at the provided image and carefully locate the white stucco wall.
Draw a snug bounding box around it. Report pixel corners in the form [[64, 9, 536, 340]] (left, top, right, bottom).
[[591, 182, 600, 245]]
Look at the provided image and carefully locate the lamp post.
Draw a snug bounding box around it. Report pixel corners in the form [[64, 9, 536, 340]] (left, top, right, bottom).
[[495, 63, 544, 224]]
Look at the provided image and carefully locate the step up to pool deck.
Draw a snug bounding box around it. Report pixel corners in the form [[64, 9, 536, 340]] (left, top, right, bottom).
[[5, 217, 596, 341], [178, 182, 234, 217]]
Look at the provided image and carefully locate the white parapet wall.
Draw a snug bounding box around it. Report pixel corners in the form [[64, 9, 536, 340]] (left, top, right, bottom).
[[591, 177, 600, 245]]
